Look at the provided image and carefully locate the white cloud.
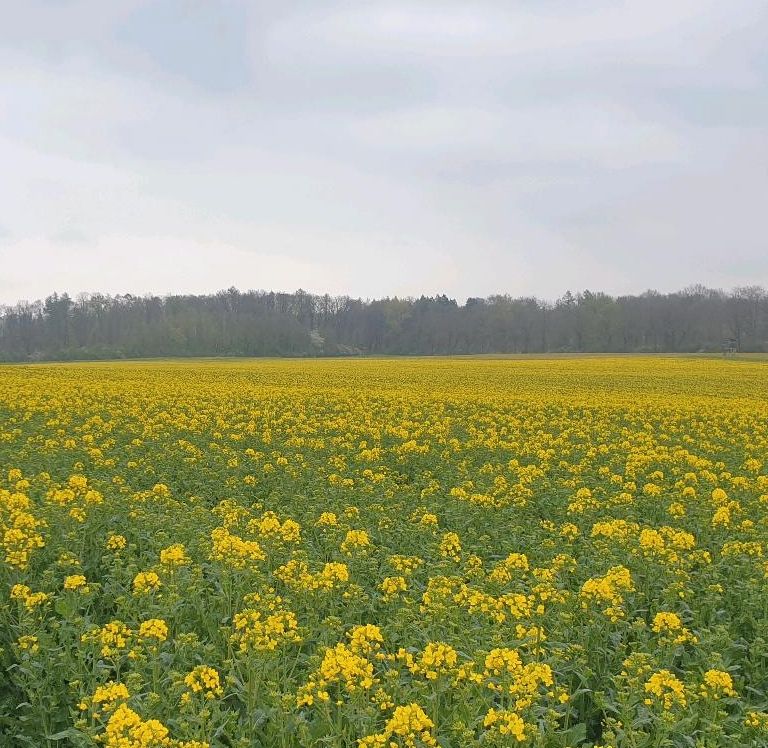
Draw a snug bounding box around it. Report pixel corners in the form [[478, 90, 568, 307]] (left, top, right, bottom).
[[0, 1, 766, 304]]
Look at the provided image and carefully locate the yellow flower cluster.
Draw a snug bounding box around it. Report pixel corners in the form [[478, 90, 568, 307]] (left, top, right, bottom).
[[580, 566, 634, 621], [159, 543, 189, 567], [398, 642, 458, 680], [644, 670, 687, 710], [16, 635, 39, 653], [184, 666, 223, 699], [700, 669, 736, 699], [1, 489, 45, 569], [79, 681, 130, 714], [651, 612, 698, 645], [297, 626, 383, 706], [482, 707, 530, 742], [230, 608, 301, 653], [103, 703, 168, 748], [488, 552, 529, 585], [106, 533, 127, 550], [248, 511, 302, 544], [483, 648, 555, 710], [348, 624, 384, 655], [209, 526, 265, 568], [380, 575, 407, 599], [64, 574, 89, 592], [358, 703, 437, 747], [10, 583, 50, 609], [341, 529, 372, 555], [297, 644, 376, 706], [746, 711, 768, 730], [438, 532, 462, 562], [82, 620, 133, 658], [316, 511, 338, 526], [133, 571, 162, 595], [275, 558, 350, 592], [388, 555, 423, 574], [138, 618, 169, 642], [420, 575, 536, 624]]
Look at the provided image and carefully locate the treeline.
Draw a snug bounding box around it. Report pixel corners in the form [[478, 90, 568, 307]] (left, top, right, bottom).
[[0, 285, 766, 361]]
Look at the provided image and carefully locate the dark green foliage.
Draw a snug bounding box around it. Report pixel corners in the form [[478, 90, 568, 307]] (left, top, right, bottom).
[[0, 285, 766, 361]]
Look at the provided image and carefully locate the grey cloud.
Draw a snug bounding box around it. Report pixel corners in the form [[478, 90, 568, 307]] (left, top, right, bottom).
[[113, 1, 251, 92], [0, 0, 766, 303]]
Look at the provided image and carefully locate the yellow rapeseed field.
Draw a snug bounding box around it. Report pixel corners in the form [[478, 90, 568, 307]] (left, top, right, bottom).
[[2, 356, 768, 747]]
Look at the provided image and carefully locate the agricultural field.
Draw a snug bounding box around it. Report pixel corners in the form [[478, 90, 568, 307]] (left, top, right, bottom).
[[2, 356, 768, 748]]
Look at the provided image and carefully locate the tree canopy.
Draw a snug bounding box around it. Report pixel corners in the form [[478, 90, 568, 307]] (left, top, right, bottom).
[[1, 285, 766, 361]]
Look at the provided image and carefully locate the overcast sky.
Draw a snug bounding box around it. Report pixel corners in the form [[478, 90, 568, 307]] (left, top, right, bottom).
[[1, 1, 766, 304]]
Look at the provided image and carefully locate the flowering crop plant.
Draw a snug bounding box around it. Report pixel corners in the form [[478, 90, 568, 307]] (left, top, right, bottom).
[[2, 356, 768, 747]]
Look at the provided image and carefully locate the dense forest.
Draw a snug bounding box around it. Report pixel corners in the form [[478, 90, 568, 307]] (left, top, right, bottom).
[[0, 285, 766, 361]]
